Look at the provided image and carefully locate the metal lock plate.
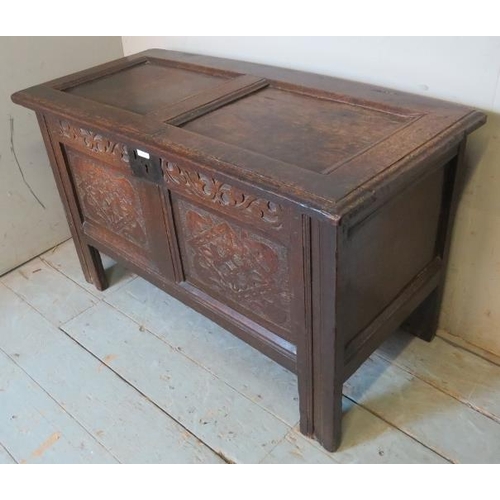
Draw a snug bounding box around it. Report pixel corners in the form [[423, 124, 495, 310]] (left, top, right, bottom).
[[129, 147, 162, 183]]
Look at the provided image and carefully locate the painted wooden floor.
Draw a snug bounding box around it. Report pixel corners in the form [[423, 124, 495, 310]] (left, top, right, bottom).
[[1, 240, 500, 463]]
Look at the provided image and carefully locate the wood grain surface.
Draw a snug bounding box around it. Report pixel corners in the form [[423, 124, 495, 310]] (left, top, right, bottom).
[[11, 50, 486, 451]]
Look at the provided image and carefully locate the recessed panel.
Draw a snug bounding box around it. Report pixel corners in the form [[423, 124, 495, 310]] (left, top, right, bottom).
[[62, 144, 173, 279], [340, 166, 445, 344], [182, 88, 413, 174], [66, 147, 148, 247], [66, 62, 228, 115], [172, 197, 293, 340]]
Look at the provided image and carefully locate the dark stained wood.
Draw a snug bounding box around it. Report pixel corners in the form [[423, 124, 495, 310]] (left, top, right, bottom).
[[149, 74, 269, 125], [344, 257, 443, 380], [13, 50, 486, 452], [67, 62, 229, 115], [182, 87, 413, 174], [402, 139, 468, 342], [13, 51, 486, 219], [339, 166, 445, 344], [36, 113, 108, 291], [294, 215, 314, 436], [310, 219, 343, 451], [171, 196, 294, 341]]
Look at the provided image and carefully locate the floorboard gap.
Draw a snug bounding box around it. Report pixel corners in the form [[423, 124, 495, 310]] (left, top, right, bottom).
[[0, 239, 71, 280], [0, 443, 18, 464], [343, 395, 454, 464], [0, 344, 122, 464], [257, 431, 291, 464], [373, 350, 500, 425], [437, 334, 500, 369], [101, 298, 298, 427], [57, 326, 231, 464]]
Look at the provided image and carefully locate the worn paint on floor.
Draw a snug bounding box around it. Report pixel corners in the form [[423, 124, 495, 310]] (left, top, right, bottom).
[[1, 239, 500, 463]]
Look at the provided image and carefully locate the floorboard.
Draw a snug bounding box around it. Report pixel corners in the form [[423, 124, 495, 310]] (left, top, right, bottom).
[[61, 301, 291, 464], [262, 398, 447, 464], [0, 284, 223, 464], [438, 330, 500, 367], [103, 278, 447, 463], [345, 354, 500, 463], [41, 240, 135, 298], [2, 240, 500, 463], [0, 350, 117, 464], [105, 277, 300, 426], [1, 258, 98, 326], [0, 444, 16, 464], [378, 330, 500, 423]]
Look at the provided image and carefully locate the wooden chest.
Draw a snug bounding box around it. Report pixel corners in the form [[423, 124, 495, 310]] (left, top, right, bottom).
[[12, 50, 486, 452]]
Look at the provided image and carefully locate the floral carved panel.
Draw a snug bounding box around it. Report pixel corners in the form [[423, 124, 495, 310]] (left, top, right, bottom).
[[175, 198, 291, 329], [67, 148, 147, 247]]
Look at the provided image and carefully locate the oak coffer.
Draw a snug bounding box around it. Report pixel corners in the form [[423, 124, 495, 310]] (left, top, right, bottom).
[[12, 50, 486, 452]]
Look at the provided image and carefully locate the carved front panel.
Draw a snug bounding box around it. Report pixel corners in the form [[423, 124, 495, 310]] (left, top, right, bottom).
[[174, 198, 292, 330], [67, 147, 147, 247]]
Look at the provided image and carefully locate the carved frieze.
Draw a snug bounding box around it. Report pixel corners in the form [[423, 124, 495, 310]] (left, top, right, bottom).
[[164, 161, 283, 230], [56, 120, 129, 164]]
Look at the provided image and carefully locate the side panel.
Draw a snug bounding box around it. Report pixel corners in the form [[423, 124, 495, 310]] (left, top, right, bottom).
[[339, 165, 446, 346]]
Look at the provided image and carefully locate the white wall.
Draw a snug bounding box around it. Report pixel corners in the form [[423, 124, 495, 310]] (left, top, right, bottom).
[[0, 37, 123, 275], [123, 36, 500, 356]]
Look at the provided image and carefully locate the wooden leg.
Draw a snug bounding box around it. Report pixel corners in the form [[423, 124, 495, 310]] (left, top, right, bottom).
[[402, 288, 440, 342], [58, 230, 108, 292], [297, 374, 314, 437], [81, 245, 108, 291], [62, 225, 108, 291], [297, 350, 343, 453], [295, 216, 314, 438], [306, 219, 343, 452], [36, 113, 108, 291], [312, 377, 344, 452], [297, 340, 343, 452]]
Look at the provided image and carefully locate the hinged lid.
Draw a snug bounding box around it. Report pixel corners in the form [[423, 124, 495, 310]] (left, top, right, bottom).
[[12, 49, 486, 220]]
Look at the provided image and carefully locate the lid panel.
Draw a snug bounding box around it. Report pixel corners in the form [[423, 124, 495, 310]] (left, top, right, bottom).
[[181, 87, 414, 174], [12, 49, 485, 216], [66, 61, 228, 115]]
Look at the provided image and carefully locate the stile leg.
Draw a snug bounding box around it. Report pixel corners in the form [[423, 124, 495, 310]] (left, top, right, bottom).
[[297, 347, 343, 454], [297, 340, 343, 452], [36, 112, 109, 291], [312, 376, 344, 452], [82, 245, 108, 291], [302, 218, 343, 452]]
